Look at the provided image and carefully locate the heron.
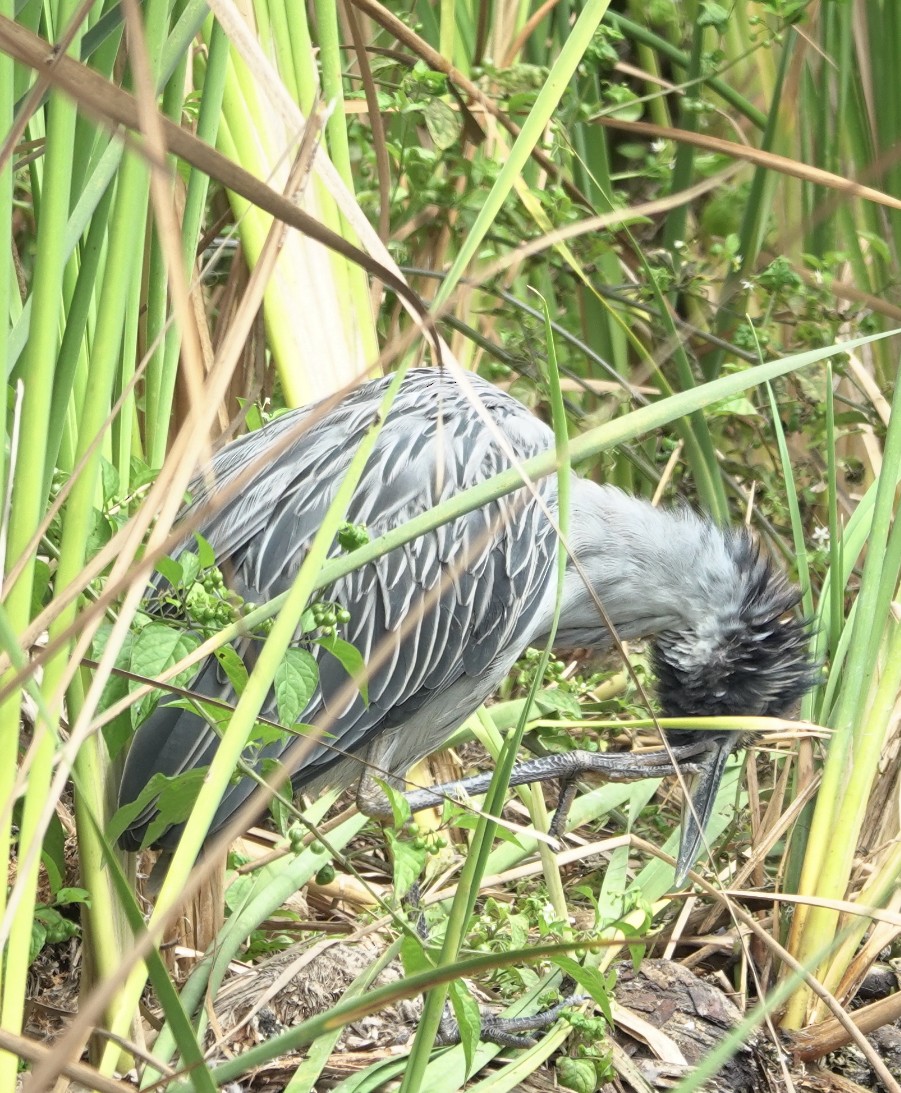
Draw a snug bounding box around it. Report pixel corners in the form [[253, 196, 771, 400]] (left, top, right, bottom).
[[119, 368, 815, 885]]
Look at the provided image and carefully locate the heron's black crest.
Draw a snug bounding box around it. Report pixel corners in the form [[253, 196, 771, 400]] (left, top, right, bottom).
[[652, 530, 817, 719]]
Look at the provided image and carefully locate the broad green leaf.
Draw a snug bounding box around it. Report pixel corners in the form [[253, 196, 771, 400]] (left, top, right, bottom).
[[556, 1057, 597, 1093], [154, 555, 183, 588], [39, 812, 67, 896], [99, 454, 119, 502], [30, 558, 52, 615], [400, 930, 433, 977], [535, 688, 582, 719], [129, 621, 201, 725], [92, 622, 137, 758], [29, 920, 48, 966], [215, 645, 249, 694], [107, 768, 209, 848], [194, 533, 216, 570], [448, 979, 481, 1074], [179, 550, 201, 588], [385, 829, 426, 900], [54, 887, 91, 907], [374, 778, 412, 828], [274, 647, 318, 726], [424, 98, 461, 150], [551, 955, 612, 1025], [317, 633, 368, 704]]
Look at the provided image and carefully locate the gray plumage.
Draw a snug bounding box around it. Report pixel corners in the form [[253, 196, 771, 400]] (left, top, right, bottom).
[[119, 369, 815, 879]]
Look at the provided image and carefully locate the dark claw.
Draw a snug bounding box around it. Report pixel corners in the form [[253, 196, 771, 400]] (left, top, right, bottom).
[[548, 778, 579, 838]]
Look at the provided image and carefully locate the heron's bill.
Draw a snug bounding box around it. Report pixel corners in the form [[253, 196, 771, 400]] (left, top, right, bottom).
[[674, 738, 737, 886]]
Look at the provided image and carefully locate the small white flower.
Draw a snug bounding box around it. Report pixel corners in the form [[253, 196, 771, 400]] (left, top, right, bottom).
[[673, 239, 686, 250], [741, 279, 754, 290], [811, 526, 830, 549], [651, 139, 666, 153]]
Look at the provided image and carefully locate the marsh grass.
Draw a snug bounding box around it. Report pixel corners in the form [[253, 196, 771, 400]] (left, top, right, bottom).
[[2, 1, 900, 1090]]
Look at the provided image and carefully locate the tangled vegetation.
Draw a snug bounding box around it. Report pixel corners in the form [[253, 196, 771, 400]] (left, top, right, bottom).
[[2, 1, 900, 1090]]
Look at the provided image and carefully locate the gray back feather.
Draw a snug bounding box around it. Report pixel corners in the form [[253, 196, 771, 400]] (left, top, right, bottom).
[[119, 370, 560, 847]]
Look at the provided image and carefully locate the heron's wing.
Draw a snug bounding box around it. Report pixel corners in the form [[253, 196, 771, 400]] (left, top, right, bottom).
[[119, 370, 560, 848]]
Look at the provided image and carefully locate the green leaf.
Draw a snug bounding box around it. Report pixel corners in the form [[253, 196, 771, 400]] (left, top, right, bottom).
[[698, 0, 729, 28], [142, 806, 194, 853], [269, 791, 293, 835], [243, 402, 264, 432], [129, 622, 201, 725], [602, 84, 643, 122], [99, 455, 119, 502], [551, 954, 612, 1025], [154, 555, 183, 588], [375, 778, 412, 828], [249, 720, 292, 750], [194, 533, 216, 570], [224, 873, 255, 914], [452, 813, 523, 845], [385, 829, 426, 899], [130, 622, 200, 681], [337, 521, 370, 551], [179, 550, 201, 588], [214, 645, 249, 695], [556, 1057, 597, 1093], [709, 394, 761, 418], [274, 647, 318, 726], [86, 508, 114, 557], [400, 929, 433, 976], [92, 623, 136, 758], [29, 920, 48, 965], [168, 696, 232, 732], [448, 979, 481, 1075], [535, 688, 582, 719], [39, 812, 67, 896], [316, 633, 368, 704], [30, 558, 52, 615], [107, 768, 209, 849], [424, 98, 461, 151], [54, 887, 91, 907], [34, 906, 80, 945]]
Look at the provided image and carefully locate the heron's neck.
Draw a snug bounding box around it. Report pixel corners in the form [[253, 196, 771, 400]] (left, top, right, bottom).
[[548, 480, 738, 648]]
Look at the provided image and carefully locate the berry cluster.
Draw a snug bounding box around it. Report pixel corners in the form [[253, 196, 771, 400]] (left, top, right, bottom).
[[307, 600, 352, 637]]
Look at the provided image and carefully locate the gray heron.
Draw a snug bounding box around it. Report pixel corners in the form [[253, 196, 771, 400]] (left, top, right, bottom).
[[119, 368, 815, 883]]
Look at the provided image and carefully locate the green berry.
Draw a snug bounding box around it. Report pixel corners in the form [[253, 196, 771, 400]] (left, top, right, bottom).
[[337, 522, 370, 551]]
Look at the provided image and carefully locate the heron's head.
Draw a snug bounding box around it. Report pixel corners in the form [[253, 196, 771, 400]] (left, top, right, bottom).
[[651, 531, 817, 719]]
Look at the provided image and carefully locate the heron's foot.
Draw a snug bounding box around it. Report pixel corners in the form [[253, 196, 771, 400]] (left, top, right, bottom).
[[435, 995, 588, 1049], [360, 743, 709, 823]]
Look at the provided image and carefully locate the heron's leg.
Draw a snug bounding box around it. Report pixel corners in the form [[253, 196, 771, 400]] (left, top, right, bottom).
[[358, 742, 709, 823]]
